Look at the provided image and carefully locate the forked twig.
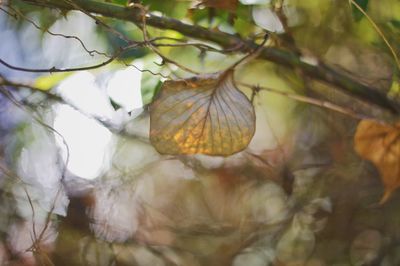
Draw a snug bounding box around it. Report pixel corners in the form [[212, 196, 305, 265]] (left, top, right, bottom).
[[133, 2, 201, 75]]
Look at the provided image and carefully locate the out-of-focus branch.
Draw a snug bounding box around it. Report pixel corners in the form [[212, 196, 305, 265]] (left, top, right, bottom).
[[0, 52, 118, 73], [0, 76, 149, 142], [0, 75, 63, 100], [238, 82, 379, 122], [8, 0, 400, 116]]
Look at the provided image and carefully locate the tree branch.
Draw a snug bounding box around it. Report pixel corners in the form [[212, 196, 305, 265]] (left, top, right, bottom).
[[3, 4, 109, 57], [11, 0, 400, 115], [0, 75, 149, 142], [0, 56, 117, 73]]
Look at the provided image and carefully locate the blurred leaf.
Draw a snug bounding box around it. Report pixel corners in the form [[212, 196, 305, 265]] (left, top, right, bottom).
[[276, 215, 315, 265], [142, 0, 190, 19], [390, 20, 400, 29], [34, 72, 71, 90], [187, 7, 209, 24], [140, 54, 165, 105], [194, 0, 239, 24], [150, 70, 255, 156], [37, 10, 64, 34], [388, 76, 400, 100], [198, 0, 238, 12], [233, 16, 254, 36], [350, 229, 382, 265], [252, 7, 284, 33], [109, 97, 122, 111], [109, 0, 128, 5], [141, 78, 162, 105], [354, 120, 400, 203], [352, 0, 369, 21], [188, 7, 233, 28], [98, 19, 146, 59]]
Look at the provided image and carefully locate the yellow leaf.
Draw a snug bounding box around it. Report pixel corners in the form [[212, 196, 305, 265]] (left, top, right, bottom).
[[150, 70, 255, 156], [34, 72, 71, 91], [354, 119, 400, 203]]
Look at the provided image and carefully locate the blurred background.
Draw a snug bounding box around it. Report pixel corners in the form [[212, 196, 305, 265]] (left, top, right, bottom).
[[0, 0, 400, 265]]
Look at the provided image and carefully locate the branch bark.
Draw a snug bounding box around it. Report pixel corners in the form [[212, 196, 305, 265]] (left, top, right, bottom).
[[12, 0, 400, 116]]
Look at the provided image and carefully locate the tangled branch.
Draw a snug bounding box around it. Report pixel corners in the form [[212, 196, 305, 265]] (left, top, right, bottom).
[[2, 0, 399, 116]]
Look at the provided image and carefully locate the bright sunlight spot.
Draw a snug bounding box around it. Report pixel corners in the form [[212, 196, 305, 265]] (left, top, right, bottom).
[[53, 72, 115, 180], [106, 62, 144, 111], [54, 104, 112, 180], [52, 67, 144, 180], [56, 71, 114, 118]]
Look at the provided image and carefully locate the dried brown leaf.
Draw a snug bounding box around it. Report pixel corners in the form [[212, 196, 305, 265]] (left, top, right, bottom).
[[150, 70, 255, 156], [354, 119, 400, 203]]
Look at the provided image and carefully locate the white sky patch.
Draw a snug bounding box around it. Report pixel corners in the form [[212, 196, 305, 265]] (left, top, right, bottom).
[[56, 71, 114, 119], [106, 63, 144, 111], [54, 105, 112, 180], [54, 71, 114, 180]]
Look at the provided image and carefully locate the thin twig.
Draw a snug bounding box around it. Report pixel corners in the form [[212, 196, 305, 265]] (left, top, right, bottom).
[[35, 186, 63, 249], [0, 86, 70, 179], [0, 164, 47, 258], [0, 6, 18, 19], [134, 2, 200, 75], [2, 5, 109, 57], [121, 59, 170, 79], [0, 75, 150, 142], [0, 54, 115, 73], [349, 0, 400, 71], [24, 188, 38, 241], [0, 41, 144, 73], [63, 0, 133, 44], [0, 88, 67, 256], [228, 33, 269, 70], [238, 81, 381, 122], [15, 0, 400, 114]]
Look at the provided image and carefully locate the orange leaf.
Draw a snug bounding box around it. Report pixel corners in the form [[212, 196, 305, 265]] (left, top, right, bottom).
[[150, 70, 255, 156], [354, 119, 400, 203]]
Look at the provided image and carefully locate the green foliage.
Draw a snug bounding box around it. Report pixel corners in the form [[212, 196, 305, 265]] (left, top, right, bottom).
[[142, 0, 191, 19], [390, 19, 400, 29]]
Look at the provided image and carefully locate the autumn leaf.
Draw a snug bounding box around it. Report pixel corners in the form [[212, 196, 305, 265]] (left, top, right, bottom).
[[354, 119, 400, 203], [150, 70, 255, 156]]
